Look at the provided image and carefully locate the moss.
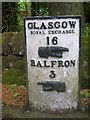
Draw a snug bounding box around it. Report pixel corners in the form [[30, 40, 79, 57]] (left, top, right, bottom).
[[2, 68, 26, 86], [2, 56, 9, 70], [2, 55, 22, 71], [2, 32, 25, 56], [12, 60, 26, 72], [0, 33, 2, 44], [2, 32, 13, 55], [80, 36, 89, 88], [11, 32, 25, 55]]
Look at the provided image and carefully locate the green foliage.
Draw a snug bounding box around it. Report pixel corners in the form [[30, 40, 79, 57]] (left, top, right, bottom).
[[14, 93, 20, 99], [18, 1, 26, 12], [80, 36, 89, 89], [8, 84, 17, 92], [8, 84, 24, 99], [81, 90, 90, 97], [2, 59, 26, 86], [12, 60, 26, 72], [83, 23, 90, 37], [17, 1, 26, 31], [2, 68, 26, 86], [2, 1, 31, 32], [17, 15, 24, 31], [85, 92, 90, 97], [17, 1, 31, 31], [39, 7, 48, 16]]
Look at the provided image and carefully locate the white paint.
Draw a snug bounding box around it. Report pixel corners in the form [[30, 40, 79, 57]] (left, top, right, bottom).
[[24, 17, 80, 111]]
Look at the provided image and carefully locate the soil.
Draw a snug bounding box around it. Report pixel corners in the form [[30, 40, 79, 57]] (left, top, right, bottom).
[[2, 84, 28, 107], [1, 84, 90, 118]]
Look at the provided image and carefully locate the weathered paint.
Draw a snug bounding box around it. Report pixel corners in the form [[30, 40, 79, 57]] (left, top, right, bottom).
[[24, 16, 81, 111]]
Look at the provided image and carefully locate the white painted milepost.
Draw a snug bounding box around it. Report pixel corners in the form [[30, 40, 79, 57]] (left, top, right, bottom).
[[24, 16, 81, 112]]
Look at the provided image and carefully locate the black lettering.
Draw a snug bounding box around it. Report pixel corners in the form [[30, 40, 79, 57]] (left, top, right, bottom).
[[28, 22, 33, 29], [31, 31, 34, 34], [54, 22, 60, 28], [36, 61, 43, 67], [39, 31, 42, 34], [43, 60, 50, 67], [64, 60, 70, 67], [72, 30, 75, 33], [51, 61, 57, 67], [34, 22, 39, 29], [69, 21, 76, 28], [62, 21, 67, 28], [31, 60, 35, 66], [58, 61, 64, 67], [66, 30, 70, 34], [62, 30, 65, 34], [49, 70, 56, 78], [70, 60, 76, 67], [35, 31, 38, 34], [48, 22, 53, 29], [40, 22, 47, 29]]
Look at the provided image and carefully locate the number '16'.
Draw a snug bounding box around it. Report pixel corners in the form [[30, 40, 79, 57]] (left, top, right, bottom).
[[46, 36, 58, 45]]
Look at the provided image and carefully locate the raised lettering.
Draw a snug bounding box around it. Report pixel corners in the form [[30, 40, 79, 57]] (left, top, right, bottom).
[[64, 60, 70, 67], [70, 60, 76, 67], [51, 61, 57, 67], [54, 22, 60, 28], [48, 22, 53, 29], [43, 60, 50, 67], [40, 22, 47, 29], [36, 61, 43, 67], [49, 70, 56, 78], [28, 21, 76, 30], [58, 61, 64, 67], [30, 59, 76, 68], [28, 22, 33, 29], [34, 22, 39, 29], [69, 21, 76, 28], [31, 60, 35, 66], [62, 21, 68, 28]]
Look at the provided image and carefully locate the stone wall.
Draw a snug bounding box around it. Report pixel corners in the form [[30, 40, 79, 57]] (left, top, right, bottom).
[[80, 36, 89, 88], [2, 32, 25, 71]]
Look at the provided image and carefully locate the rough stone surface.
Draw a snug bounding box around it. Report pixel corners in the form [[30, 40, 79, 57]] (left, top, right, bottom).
[[0, 34, 2, 55], [11, 32, 25, 56], [2, 56, 9, 70], [2, 105, 89, 118], [25, 17, 80, 111], [1, 31, 89, 111], [80, 36, 88, 88], [2, 32, 25, 71], [2, 32, 13, 55], [2, 55, 22, 69]]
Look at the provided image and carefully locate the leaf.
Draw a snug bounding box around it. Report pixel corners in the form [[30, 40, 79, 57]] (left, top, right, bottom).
[[14, 93, 20, 99], [85, 92, 90, 97]]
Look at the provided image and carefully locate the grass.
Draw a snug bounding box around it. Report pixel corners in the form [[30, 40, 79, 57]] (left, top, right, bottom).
[[2, 68, 26, 86], [83, 23, 90, 37]]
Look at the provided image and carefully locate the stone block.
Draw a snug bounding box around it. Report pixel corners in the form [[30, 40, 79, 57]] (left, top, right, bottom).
[[2, 56, 9, 71], [11, 32, 25, 56], [0, 34, 2, 55], [2, 55, 22, 70], [24, 17, 81, 111], [12, 59, 26, 72], [2, 32, 13, 55]]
